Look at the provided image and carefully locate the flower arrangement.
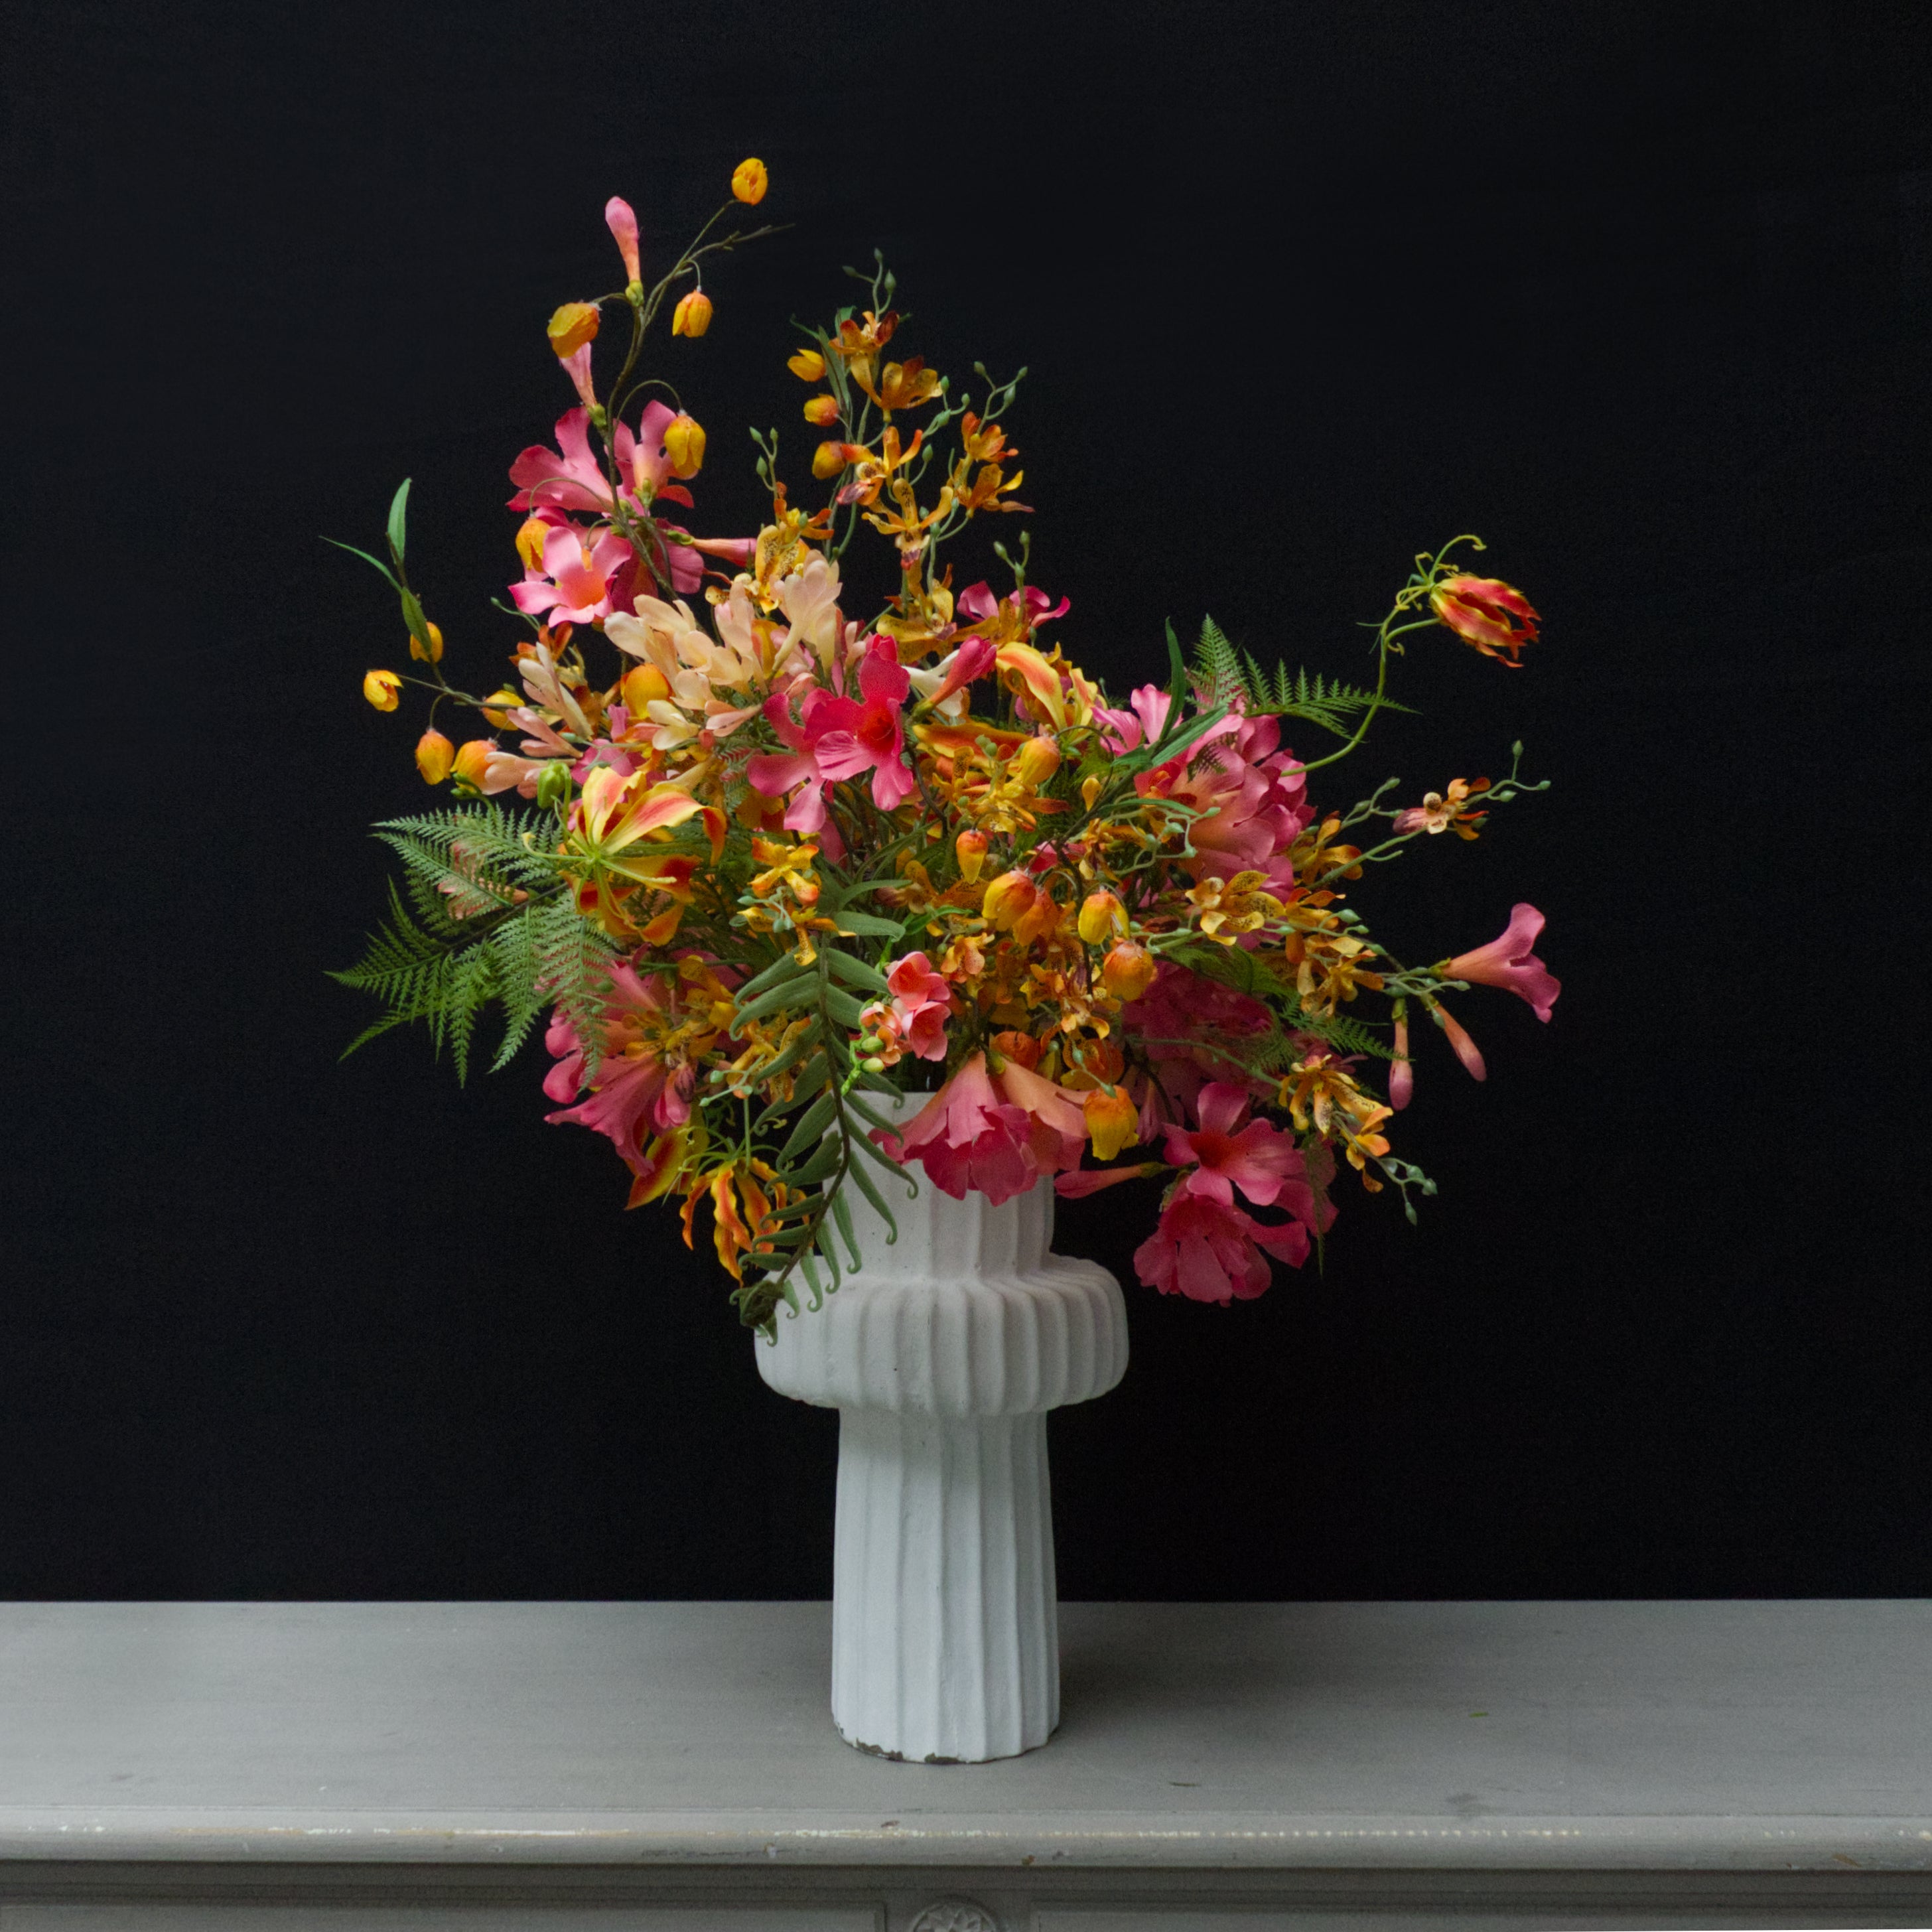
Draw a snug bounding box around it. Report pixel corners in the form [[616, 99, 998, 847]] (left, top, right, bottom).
[[336, 164, 1559, 1332]]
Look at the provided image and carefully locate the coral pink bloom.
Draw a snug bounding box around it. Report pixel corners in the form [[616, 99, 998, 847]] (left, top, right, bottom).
[[1133, 1194, 1312, 1305], [543, 962, 696, 1174], [885, 951, 952, 1061], [1123, 963, 1274, 1117], [745, 687, 841, 843], [605, 195, 641, 284], [512, 524, 635, 625], [805, 635, 917, 811], [1159, 1082, 1307, 1209], [1142, 709, 1311, 890], [1444, 903, 1560, 1021], [880, 1052, 1085, 1205]]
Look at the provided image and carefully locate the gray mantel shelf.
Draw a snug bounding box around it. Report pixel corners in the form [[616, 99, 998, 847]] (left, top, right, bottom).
[[1, 1600, 1929, 1929]]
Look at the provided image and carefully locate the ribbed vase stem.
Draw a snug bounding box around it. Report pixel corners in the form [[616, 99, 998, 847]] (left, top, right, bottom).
[[756, 1098, 1127, 1763], [832, 1407, 1057, 1761]]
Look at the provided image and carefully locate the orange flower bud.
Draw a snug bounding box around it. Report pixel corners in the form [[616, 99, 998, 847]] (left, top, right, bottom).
[[1100, 939, 1157, 1002], [662, 412, 706, 478], [802, 393, 840, 426], [731, 157, 768, 204], [989, 1029, 1044, 1072], [408, 619, 445, 663], [622, 664, 671, 712], [1013, 889, 1062, 946], [811, 439, 851, 479], [1077, 890, 1127, 947], [788, 348, 826, 382], [955, 828, 989, 883], [414, 728, 455, 784], [453, 739, 494, 789], [1012, 732, 1062, 790], [671, 289, 713, 337], [1083, 1085, 1140, 1162], [546, 301, 600, 358], [982, 869, 1037, 932], [480, 686, 521, 729], [515, 517, 549, 573], [362, 669, 401, 711]]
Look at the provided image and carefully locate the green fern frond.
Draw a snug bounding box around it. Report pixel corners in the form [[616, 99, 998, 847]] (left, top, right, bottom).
[[1191, 616, 1247, 707]]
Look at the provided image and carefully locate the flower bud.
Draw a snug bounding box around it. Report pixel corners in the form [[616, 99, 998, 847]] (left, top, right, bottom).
[[1077, 890, 1127, 947], [671, 289, 713, 338], [408, 619, 445, 664], [515, 517, 549, 573], [982, 869, 1037, 932], [603, 195, 641, 285], [534, 761, 574, 811], [362, 669, 401, 711], [662, 412, 706, 478], [1100, 939, 1157, 1002], [788, 348, 826, 382], [481, 686, 522, 728], [731, 157, 768, 204], [955, 828, 989, 883], [811, 439, 851, 479], [1083, 1085, 1140, 1162], [803, 393, 840, 426], [1389, 1007, 1413, 1111], [622, 664, 671, 712], [414, 728, 455, 784], [546, 302, 600, 359], [1012, 732, 1062, 790], [453, 739, 494, 789]]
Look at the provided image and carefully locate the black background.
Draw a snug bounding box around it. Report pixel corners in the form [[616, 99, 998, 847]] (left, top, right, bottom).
[[5, 0, 1929, 1601]]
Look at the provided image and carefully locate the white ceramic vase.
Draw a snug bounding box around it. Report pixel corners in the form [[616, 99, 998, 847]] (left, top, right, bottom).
[[756, 1094, 1129, 1763]]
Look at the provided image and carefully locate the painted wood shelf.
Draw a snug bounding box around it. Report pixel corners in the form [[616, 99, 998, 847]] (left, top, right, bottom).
[[1, 1600, 1927, 1928]]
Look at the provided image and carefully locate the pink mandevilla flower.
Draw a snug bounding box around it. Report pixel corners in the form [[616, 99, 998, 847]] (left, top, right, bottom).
[[512, 524, 636, 626], [1158, 1081, 1310, 1211], [1133, 1193, 1313, 1305], [878, 1050, 1085, 1205], [1443, 903, 1561, 1021]]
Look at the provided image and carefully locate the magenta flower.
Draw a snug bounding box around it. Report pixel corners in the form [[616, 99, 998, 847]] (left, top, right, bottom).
[[1140, 709, 1311, 890], [748, 637, 916, 825], [1442, 903, 1560, 1021], [1132, 1193, 1312, 1304], [1158, 1081, 1308, 1209], [1095, 682, 1174, 754], [877, 1051, 1086, 1204], [511, 524, 636, 626], [508, 403, 695, 518], [1389, 1008, 1413, 1111], [1123, 962, 1275, 1117], [955, 581, 1070, 626], [807, 636, 917, 811], [543, 961, 696, 1176]]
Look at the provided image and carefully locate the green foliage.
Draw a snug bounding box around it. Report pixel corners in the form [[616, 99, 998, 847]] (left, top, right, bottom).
[[331, 805, 620, 1081], [1190, 616, 1413, 738]]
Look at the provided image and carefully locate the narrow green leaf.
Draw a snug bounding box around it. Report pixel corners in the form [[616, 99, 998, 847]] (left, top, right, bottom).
[[730, 972, 819, 1034], [824, 949, 892, 995], [320, 535, 401, 590], [821, 983, 868, 1029], [832, 910, 905, 939], [791, 1135, 845, 1186], [844, 1144, 904, 1237], [730, 949, 809, 1005], [829, 1186, 863, 1271], [386, 478, 412, 567], [780, 1089, 840, 1164]]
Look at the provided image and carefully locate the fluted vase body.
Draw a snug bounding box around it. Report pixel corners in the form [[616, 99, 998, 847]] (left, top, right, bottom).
[[756, 1107, 1128, 1763]]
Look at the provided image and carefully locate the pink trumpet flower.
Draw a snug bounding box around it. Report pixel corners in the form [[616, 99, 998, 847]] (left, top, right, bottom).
[[1443, 903, 1561, 1021], [1133, 1193, 1312, 1305], [876, 1051, 1085, 1204], [605, 196, 641, 284], [1158, 1081, 1308, 1210]]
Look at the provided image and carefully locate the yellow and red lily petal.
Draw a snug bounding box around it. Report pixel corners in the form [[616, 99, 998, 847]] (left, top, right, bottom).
[[1428, 575, 1541, 666]]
